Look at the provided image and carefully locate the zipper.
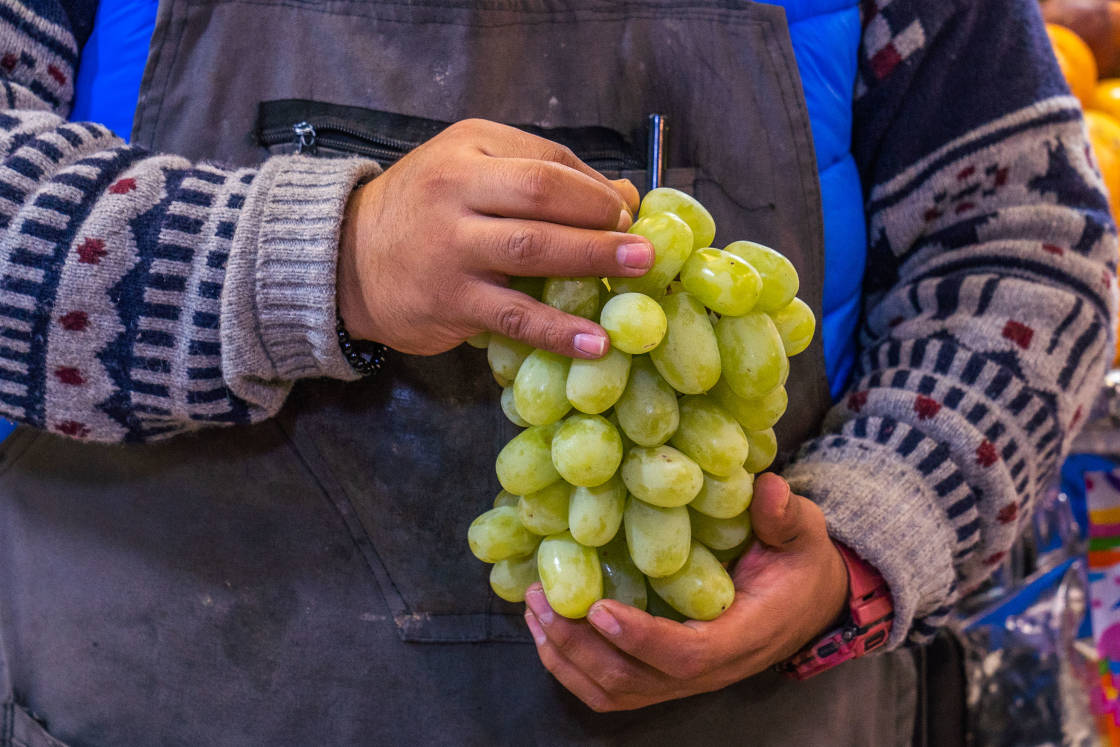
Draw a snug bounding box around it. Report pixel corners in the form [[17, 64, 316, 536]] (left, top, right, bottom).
[[259, 117, 423, 164], [258, 108, 643, 171]]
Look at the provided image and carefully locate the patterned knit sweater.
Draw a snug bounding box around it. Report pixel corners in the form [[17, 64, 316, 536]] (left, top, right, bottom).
[[0, 0, 1116, 650]]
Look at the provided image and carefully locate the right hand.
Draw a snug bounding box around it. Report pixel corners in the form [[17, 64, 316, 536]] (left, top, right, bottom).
[[336, 118, 651, 358]]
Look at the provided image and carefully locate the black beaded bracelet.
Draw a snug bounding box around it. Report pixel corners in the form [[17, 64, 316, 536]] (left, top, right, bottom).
[[335, 312, 388, 377]]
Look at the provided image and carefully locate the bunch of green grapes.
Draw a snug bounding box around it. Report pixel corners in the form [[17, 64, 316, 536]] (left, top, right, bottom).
[[467, 187, 815, 621]]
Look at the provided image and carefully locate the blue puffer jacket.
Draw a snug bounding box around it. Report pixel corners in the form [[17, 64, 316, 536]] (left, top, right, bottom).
[[73, 0, 865, 398]]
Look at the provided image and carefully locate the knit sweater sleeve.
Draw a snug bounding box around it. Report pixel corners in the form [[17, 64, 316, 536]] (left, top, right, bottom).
[[0, 0, 381, 442], [784, 0, 1118, 648]]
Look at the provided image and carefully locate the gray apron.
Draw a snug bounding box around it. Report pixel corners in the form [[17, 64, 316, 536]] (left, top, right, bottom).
[[0, 0, 918, 744]]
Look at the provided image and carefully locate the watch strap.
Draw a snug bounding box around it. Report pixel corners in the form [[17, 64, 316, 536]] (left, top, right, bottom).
[[778, 542, 894, 680]]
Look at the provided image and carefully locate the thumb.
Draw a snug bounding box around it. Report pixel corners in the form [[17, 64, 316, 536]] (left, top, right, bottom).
[[749, 473, 818, 550]]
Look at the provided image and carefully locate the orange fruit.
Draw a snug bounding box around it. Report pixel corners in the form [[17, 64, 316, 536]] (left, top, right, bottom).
[[1085, 109, 1120, 219], [1048, 23, 1099, 108], [1094, 78, 1120, 120]]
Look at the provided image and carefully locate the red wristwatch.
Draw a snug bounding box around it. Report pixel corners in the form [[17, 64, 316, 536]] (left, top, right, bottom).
[[778, 542, 894, 680]]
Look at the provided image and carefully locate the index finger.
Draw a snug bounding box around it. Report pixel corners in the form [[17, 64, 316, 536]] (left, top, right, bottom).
[[466, 120, 637, 213]]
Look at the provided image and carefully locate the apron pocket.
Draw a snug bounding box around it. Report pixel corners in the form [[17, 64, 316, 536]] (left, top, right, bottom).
[[255, 98, 699, 194]]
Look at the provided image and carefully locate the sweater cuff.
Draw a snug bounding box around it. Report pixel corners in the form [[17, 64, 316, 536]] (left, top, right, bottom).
[[784, 456, 958, 650], [222, 155, 382, 408]]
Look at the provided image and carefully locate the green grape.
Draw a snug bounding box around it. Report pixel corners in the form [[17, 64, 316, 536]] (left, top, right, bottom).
[[490, 553, 539, 603], [468, 506, 540, 563], [714, 312, 786, 399], [621, 445, 704, 507], [649, 292, 721, 395], [722, 241, 798, 313], [488, 335, 533, 387], [679, 249, 762, 317], [669, 396, 749, 477], [500, 386, 530, 427], [645, 582, 689, 621], [510, 276, 546, 300], [569, 474, 626, 547], [518, 480, 572, 535], [495, 423, 562, 495], [769, 297, 816, 356], [709, 378, 788, 432], [466, 332, 491, 349], [615, 356, 679, 447], [513, 349, 572, 426], [609, 410, 635, 453], [566, 347, 631, 414], [624, 496, 691, 577], [538, 530, 603, 618], [778, 353, 790, 387], [598, 533, 647, 610], [493, 489, 520, 509], [744, 428, 778, 473], [710, 536, 753, 565], [648, 541, 735, 620], [609, 212, 694, 297], [551, 414, 623, 487], [638, 187, 716, 250], [599, 293, 667, 354], [690, 466, 754, 519], [689, 508, 752, 550], [543, 276, 601, 320]]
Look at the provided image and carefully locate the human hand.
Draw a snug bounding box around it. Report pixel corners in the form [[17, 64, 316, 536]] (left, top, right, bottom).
[[523, 473, 849, 712], [336, 118, 648, 358]]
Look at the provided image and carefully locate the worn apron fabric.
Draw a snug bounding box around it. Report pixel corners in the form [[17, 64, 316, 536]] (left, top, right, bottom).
[[0, 0, 918, 744]]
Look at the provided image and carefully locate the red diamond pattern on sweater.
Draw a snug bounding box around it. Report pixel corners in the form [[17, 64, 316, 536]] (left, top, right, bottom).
[[984, 551, 1007, 566], [914, 395, 941, 420], [847, 390, 868, 413], [1042, 244, 1064, 256], [0, 54, 16, 72], [976, 440, 998, 467], [58, 311, 89, 331], [76, 238, 106, 264], [997, 504, 1019, 524], [870, 43, 903, 79], [55, 421, 90, 438], [54, 367, 84, 386], [109, 178, 136, 195], [1001, 320, 1033, 350], [46, 65, 66, 86]]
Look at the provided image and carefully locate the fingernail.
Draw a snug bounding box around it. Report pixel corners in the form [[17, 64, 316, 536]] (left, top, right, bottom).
[[525, 610, 548, 645], [526, 588, 555, 626], [617, 242, 652, 270], [573, 333, 608, 357], [616, 209, 633, 232], [588, 605, 621, 636]]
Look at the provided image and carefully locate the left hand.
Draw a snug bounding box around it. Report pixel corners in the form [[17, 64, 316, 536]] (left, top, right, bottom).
[[523, 473, 850, 712]]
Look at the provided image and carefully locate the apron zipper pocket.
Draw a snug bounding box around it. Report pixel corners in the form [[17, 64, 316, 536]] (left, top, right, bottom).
[[256, 99, 645, 171], [259, 118, 418, 163]]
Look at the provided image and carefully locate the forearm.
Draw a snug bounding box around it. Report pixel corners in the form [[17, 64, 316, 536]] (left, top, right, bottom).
[[788, 0, 1117, 646], [0, 0, 380, 442]]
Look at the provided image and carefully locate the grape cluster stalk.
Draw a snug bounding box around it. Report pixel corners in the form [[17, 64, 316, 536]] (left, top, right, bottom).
[[467, 187, 816, 621]]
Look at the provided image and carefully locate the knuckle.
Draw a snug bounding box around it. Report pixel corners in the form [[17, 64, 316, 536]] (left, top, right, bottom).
[[537, 317, 570, 353], [495, 303, 532, 340], [518, 162, 556, 207], [502, 226, 544, 267], [549, 142, 578, 166], [596, 664, 633, 694]]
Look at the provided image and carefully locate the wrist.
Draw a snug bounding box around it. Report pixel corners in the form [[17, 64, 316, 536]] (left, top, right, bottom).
[[778, 541, 894, 680], [337, 181, 378, 342]]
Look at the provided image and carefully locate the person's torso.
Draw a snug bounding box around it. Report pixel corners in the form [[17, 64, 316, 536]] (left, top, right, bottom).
[[2, 1, 913, 744]]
